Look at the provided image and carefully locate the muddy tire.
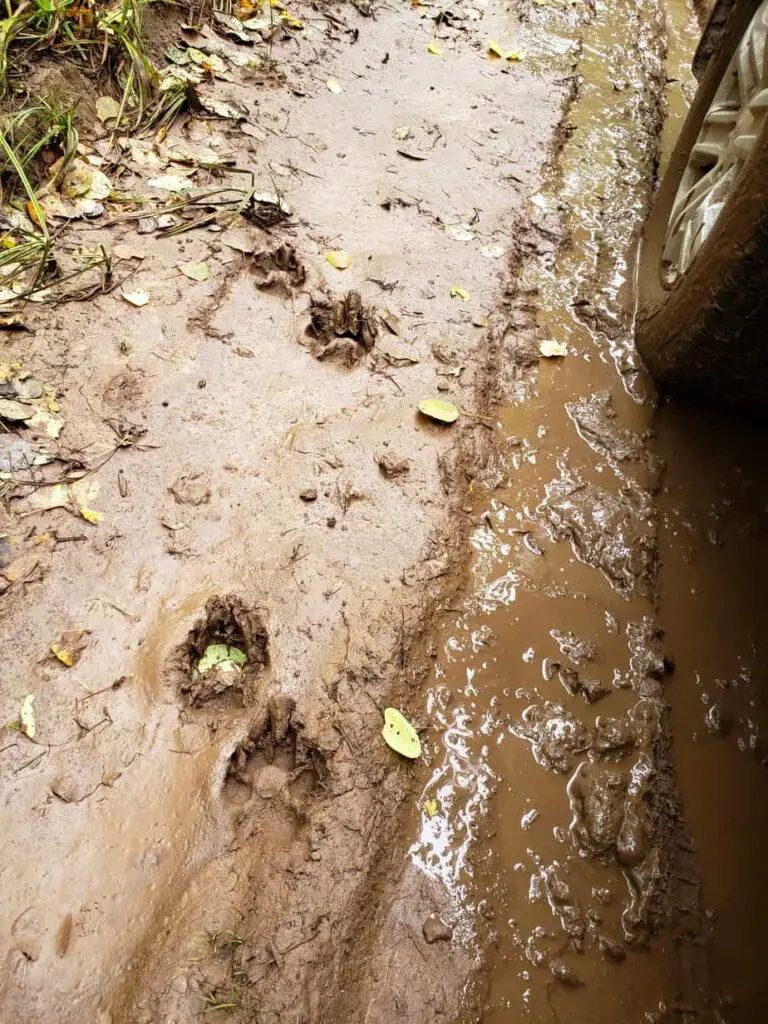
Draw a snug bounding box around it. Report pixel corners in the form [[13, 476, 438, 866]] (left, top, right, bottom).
[[636, 0, 768, 412]]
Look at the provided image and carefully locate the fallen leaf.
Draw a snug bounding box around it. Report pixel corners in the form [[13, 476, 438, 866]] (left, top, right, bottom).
[[325, 249, 352, 270], [427, 42, 443, 55], [539, 339, 568, 358], [96, 95, 122, 122], [79, 507, 102, 524], [14, 482, 70, 516], [392, 124, 412, 140], [147, 174, 196, 192], [0, 314, 26, 330], [86, 169, 112, 201], [27, 408, 65, 439], [221, 222, 263, 254], [113, 244, 145, 261], [197, 643, 247, 674], [51, 629, 90, 668], [450, 284, 471, 301], [488, 39, 507, 59], [199, 96, 248, 120], [382, 707, 422, 759], [507, 50, 526, 61], [121, 288, 150, 307], [445, 224, 475, 242], [20, 694, 35, 739], [326, 78, 343, 94], [418, 397, 459, 424], [0, 398, 34, 422], [424, 798, 439, 817], [178, 260, 210, 282]]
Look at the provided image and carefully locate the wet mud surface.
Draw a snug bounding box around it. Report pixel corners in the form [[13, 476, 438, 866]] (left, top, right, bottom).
[[1, 0, 767, 1021]]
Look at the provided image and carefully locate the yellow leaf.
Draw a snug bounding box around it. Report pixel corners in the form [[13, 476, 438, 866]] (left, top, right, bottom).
[[325, 249, 352, 270], [20, 694, 35, 738], [488, 39, 507, 59], [539, 339, 568, 358], [178, 260, 210, 282], [507, 50, 526, 61], [424, 798, 438, 817], [326, 78, 343, 94], [418, 398, 459, 424], [382, 707, 422, 759], [2, 235, 16, 249], [51, 643, 74, 667], [427, 42, 443, 56], [450, 284, 471, 301], [80, 507, 102, 524]]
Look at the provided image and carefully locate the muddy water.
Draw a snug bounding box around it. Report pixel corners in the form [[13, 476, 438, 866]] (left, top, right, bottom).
[[408, 1, 767, 1021]]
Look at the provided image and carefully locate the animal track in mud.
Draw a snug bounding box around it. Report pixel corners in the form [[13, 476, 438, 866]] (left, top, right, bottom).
[[305, 288, 378, 366], [169, 594, 269, 708], [250, 242, 306, 296], [223, 694, 326, 820]]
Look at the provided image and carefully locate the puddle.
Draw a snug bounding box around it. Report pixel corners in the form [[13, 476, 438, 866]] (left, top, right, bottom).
[[408, 0, 767, 1020]]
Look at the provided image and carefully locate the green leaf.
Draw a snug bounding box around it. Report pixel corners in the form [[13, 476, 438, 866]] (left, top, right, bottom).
[[197, 644, 247, 674], [382, 707, 421, 759], [418, 398, 459, 424]]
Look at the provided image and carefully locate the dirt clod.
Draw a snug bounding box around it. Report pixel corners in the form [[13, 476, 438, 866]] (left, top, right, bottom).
[[422, 915, 453, 944], [169, 473, 211, 506], [376, 452, 410, 479]]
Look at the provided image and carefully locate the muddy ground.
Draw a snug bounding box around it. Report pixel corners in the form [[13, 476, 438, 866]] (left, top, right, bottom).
[[1, 0, 767, 1022]]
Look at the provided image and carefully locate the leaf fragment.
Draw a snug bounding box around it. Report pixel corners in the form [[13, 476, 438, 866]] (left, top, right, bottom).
[[178, 260, 210, 282], [450, 284, 471, 301], [20, 694, 35, 739], [418, 398, 459, 424], [51, 629, 90, 668], [427, 42, 443, 55], [539, 339, 568, 358], [79, 507, 102, 524], [424, 798, 439, 817], [96, 96, 122, 123], [147, 174, 196, 192], [488, 39, 507, 59], [326, 78, 343, 94], [197, 643, 247, 674], [325, 249, 352, 270], [382, 707, 422, 759], [121, 288, 150, 307]]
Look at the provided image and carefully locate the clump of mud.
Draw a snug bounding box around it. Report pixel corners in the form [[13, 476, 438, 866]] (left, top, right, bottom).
[[306, 288, 378, 365], [171, 595, 269, 707]]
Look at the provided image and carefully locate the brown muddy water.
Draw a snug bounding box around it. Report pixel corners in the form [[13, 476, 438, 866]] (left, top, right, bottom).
[[407, 1, 768, 1022]]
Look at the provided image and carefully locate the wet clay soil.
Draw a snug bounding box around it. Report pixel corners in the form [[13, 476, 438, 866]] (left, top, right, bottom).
[[405, 1, 768, 1022], [2, 0, 768, 1022]]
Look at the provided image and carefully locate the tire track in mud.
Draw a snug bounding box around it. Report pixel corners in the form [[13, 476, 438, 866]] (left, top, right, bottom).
[[394, 2, 719, 1021]]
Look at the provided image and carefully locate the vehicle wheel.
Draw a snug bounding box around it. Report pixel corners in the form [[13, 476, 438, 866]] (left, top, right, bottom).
[[636, 0, 768, 411]]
